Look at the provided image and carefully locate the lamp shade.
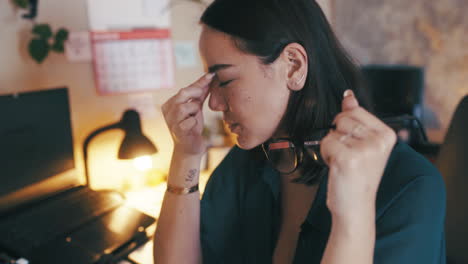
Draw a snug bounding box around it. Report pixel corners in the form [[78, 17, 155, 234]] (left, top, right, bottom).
[[118, 133, 157, 159], [117, 110, 158, 159]]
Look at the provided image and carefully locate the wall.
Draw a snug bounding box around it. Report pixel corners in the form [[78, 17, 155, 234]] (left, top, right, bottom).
[[0, 0, 215, 189], [334, 0, 468, 143]]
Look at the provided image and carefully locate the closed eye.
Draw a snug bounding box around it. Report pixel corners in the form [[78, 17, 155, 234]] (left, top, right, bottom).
[[219, 80, 233, 87]]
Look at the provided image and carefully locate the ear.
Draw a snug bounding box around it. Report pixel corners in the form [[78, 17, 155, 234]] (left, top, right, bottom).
[[280, 43, 308, 91]]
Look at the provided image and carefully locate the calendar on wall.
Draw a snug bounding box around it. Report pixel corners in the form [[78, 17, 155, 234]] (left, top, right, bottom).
[[90, 29, 174, 95]]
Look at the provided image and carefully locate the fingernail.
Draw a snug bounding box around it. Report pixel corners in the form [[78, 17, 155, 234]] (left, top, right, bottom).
[[206, 72, 216, 79], [343, 89, 354, 98]]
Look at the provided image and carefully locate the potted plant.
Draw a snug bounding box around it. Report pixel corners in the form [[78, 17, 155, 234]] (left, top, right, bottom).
[[11, 0, 69, 64]]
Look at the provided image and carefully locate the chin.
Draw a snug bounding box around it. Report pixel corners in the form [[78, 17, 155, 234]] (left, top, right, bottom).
[[235, 134, 266, 150]]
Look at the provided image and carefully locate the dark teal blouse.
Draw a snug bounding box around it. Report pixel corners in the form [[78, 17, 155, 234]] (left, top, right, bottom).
[[200, 142, 446, 264]]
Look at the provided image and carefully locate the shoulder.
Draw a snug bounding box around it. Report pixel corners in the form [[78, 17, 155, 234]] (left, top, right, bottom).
[[374, 142, 446, 263], [376, 141, 446, 219]]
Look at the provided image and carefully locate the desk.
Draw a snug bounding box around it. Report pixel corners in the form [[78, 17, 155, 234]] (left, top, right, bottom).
[[117, 170, 213, 264]]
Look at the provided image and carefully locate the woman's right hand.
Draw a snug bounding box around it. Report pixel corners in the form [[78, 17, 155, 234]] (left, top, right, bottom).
[[162, 73, 215, 156]]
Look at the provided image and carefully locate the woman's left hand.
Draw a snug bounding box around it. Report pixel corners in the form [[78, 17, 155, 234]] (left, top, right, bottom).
[[320, 90, 397, 223]]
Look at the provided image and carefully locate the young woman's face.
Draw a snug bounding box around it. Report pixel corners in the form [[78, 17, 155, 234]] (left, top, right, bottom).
[[199, 25, 292, 150]]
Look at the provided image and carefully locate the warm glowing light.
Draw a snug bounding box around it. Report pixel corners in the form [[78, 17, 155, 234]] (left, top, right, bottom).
[[133, 156, 153, 171]]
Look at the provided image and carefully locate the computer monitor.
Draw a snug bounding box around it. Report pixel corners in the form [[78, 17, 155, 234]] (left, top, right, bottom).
[[361, 65, 424, 118], [0, 87, 80, 214]]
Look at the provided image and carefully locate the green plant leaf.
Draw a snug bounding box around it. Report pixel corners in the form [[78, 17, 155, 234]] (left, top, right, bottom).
[[51, 40, 65, 53], [29, 38, 50, 64], [12, 0, 29, 9], [32, 24, 53, 39], [54, 28, 69, 42]]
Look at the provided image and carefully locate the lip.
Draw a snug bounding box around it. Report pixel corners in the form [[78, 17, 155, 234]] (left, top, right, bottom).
[[228, 123, 240, 133]]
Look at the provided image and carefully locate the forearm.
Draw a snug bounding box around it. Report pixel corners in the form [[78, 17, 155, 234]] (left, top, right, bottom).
[[153, 151, 203, 264], [321, 211, 376, 264]]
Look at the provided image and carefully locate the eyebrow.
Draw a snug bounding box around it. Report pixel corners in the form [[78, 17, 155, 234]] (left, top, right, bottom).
[[208, 64, 234, 73]]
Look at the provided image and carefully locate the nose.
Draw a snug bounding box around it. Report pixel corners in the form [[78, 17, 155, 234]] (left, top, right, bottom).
[[208, 85, 228, 112]]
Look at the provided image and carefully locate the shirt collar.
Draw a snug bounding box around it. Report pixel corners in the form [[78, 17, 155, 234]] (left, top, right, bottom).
[[259, 162, 281, 202]]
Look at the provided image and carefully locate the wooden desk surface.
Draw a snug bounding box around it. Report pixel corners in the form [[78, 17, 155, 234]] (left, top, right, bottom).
[[118, 170, 213, 264]]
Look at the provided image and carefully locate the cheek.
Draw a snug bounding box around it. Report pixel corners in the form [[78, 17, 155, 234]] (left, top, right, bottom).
[[235, 88, 288, 133], [224, 86, 245, 109], [229, 87, 289, 148]]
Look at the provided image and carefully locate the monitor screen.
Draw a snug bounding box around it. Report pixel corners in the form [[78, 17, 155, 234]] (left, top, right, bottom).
[[0, 88, 77, 209], [361, 65, 424, 118]]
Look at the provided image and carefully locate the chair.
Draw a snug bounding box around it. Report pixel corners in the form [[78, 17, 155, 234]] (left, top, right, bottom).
[[435, 95, 468, 264]]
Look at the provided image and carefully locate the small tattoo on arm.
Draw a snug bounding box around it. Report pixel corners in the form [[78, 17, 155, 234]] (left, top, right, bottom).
[[185, 169, 197, 183]]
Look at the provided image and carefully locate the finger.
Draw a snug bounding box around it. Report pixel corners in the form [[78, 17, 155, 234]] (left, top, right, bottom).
[[170, 101, 201, 123], [192, 110, 204, 134], [320, 130, 351, 166], [177, 109, 204, 134], [323, 132, 381, 181], [342, 89, 359, 111], [334, 107, 388, 132], [326, 130, 364, 149], [174, 73, 215, 104], [178, 116, 198, 132], [334, 115, 374, 140]]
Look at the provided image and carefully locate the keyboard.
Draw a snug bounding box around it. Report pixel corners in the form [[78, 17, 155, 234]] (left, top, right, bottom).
[[0, 187, 123, 255]]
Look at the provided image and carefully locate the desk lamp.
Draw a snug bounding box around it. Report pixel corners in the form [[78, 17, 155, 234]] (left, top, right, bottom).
[[83, 109, 157, 187]]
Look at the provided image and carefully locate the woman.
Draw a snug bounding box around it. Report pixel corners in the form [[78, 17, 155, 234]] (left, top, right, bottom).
[[154, 0, 446, 263]]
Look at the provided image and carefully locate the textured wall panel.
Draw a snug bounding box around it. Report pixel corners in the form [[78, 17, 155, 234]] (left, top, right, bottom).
[[334, 0, 468, 142]]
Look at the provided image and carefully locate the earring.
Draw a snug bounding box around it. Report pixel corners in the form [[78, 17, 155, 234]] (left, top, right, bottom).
[[296, 74, 305, 84]]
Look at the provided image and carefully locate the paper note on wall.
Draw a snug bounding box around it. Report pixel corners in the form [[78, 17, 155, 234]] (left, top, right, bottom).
[[65, 31, 93, 62], [174, 41, 198, 69], [87, 0, 171, 30]]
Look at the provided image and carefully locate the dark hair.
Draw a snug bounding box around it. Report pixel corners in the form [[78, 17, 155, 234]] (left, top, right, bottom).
[[201, 0, 371, 185]]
